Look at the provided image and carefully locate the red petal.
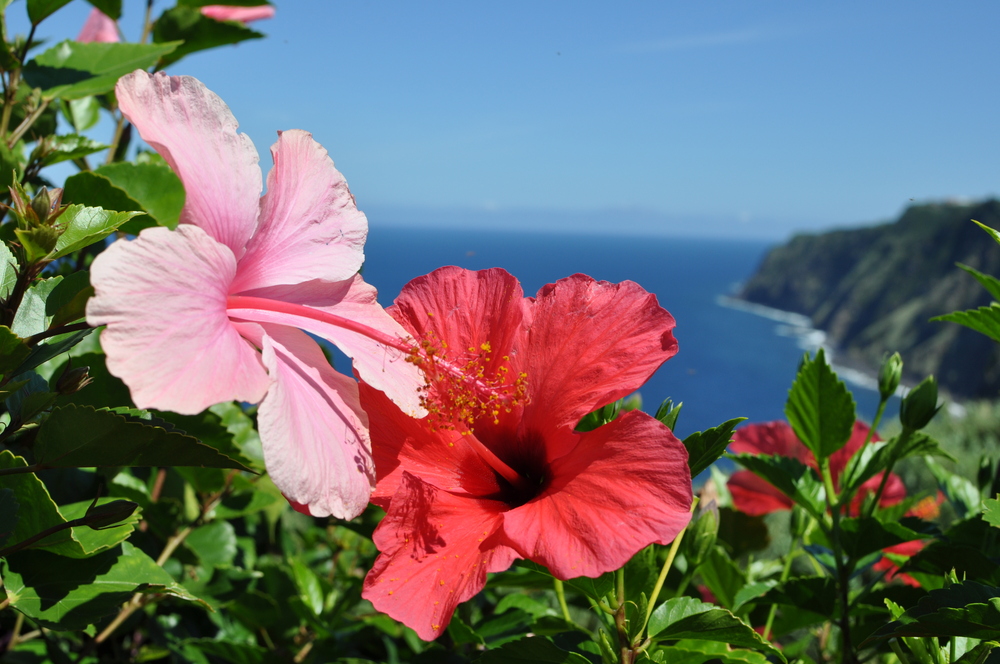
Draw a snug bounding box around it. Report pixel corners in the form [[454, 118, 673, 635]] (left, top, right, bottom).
[[729, 421, 810, 463], [829, 421, 880, 481], [520, 276, 677, 459], [728, 470, 794, 515], [500, 411, 692, 579], [362, 472, 517, 641]]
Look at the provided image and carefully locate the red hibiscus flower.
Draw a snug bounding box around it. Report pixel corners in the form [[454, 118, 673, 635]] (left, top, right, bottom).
[[358, 267, 694, 640], [727, 420, 905, 516]]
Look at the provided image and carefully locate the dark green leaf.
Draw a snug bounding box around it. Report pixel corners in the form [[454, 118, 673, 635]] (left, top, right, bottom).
[[155, 408, 258, 472], [838, 517, 922, 561], [925, 457, 982, 519], [35, 134, 107, 167], [22, 40, 181, 100], [45, 269, 91, 327], [755, 576, 838, 619], [475, 636, 592, 663], [864, 581, 1000, 642], [177, 639, 269, 664], [448, 614, 485, 646], [696, 545, 746, 610], [0, 488, 19, 547], [85, 0, 121, 20], [211, 489, 279, 519], [50, 204, 144, 259], [516, 560, 613, 602], [684, 417, 746, 478], [33, 404, 252, 470], [728, 453, 826, 518], [984, 498, 1000, 528], [652, 645, 769, 664], [2, 542, 203, 629], [52, 352, 131, 410], [647, 597, 785, 662], [932, 305, 1000, 344], [14, 328, 94, 377], [785, 348, 856, 461], [954, 641, 999, 664], [0, 450, 85, 557], [0, 326, 31, 376], [26, 0, 72, 24], [153, 7, 263, 67], [956, 263, 1000, 302]]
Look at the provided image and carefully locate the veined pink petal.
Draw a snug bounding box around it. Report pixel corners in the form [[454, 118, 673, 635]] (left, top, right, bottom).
[[232, 130, 367, 292], [87, 225, 269, 413], [230, 275, 426, 416], [501, 411, 692, 579], [116, 71, 262, 257], [363, 472, 518, 641], [728, 470, 794, 515], [252, 325, 373, 519], [77, 8, 118, 43], [522, 276, 678, 459], [200, 4, 275, 23]]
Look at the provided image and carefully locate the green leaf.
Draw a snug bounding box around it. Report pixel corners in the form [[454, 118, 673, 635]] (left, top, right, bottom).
[[784, 348, 856, 461], [0, 488, 19, 547], [0, 326, 31, 376], [973, 220, 1000, 247], [984, 497, 1000, 528], [838, 517, 922, 561], [683, 417, 746, 478], [0, 241, 18, 300], [177, 639, 269, 664], [35, 134, 107, 167], [211, 488, 279, 519], [153, 6, 264, 67], [11, 276, 62, 337], [732, 580, 778, 612], [33, 404, 253, 470], [45, 269, 92, 328], [932, 305, 1000, 343], [14, 328, 94, 377], [647, 597, 785, 662], [61, 96, 102, 132], [697, 546, 746, 610], [475, 636, 592, 663], [0, 450, 84, 557], [2, 542, 204, 630], [85, 0, 121, 20], [50, 204, 144, 259], [95, 161, 184, 229], [60, 498, 140, 555], [26, 0, 72, 24], [516, 560, 613, 602], [290, 557, 324, 616], [728, 453, 826, 518], [653, 645, 770, 664], [185, 521, 237, 569], [925, 457, 982, 519], [755, 576, 838, 619], [22, 40, 181, 100], [841, 431, 955, 499], [956, 263, 1000, 302], [864, 581, 1000, 642]]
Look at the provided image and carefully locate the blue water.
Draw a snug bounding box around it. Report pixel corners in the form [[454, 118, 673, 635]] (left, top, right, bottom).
[[359, 227, 884, 440]]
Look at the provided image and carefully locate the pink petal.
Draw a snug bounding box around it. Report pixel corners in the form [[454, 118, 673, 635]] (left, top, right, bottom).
[[360, 381, 507, 507], [500, 411, 692, 579], [77, 8, 118, 43], [252, 324, 373, 519], [232, 130, 367, 292], [231, 275, 426, 416], [728, 470, 794, 515], [362, 472, 518, 641], [116, 71, 262, 257], [86, 225, 269, 413], [200, 4, 275, 23], [521, 275, 678, 459]]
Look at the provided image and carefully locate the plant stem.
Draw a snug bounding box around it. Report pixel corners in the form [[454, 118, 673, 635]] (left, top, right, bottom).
[[821, 459, 856, 664], [863, 427, 913, 519], [762, 539, 799, 641], [554, 578, 572, 623], [7, 98, 49, 149], [0, 517, 87, 557], [0, 463, 42, 478], [640, 497, 699, 635], [25, 321, 92, 346]]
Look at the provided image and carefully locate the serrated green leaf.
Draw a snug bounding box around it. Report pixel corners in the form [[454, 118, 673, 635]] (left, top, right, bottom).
[[841, 431, 955, 499], [647, 597, 785, 662], [785, 348, 856, 461], [33, 404, 252, 470], [0, 326, 31, 375], [35, 134, 107, 167], [2, 542, 204, 630], [22, 40, 181, 100], [984, 497, 1000, 528], [728, 453, 827, 518], [863, 581, 1000, 642], [684, 417, 746, 478], [85, 0, 121, 20], [933, 305, 1000, 343], [0, 240, 19, 300], [956, 262, 1000, 302], [0, 488, 19, 547], [26, 0, 73, 24], [50, 204, 144, 259], [153, 6, 264, 67], [475, 636, 591, 663]]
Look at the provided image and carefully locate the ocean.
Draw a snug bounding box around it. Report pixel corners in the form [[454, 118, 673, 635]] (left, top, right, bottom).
[[360, 226, 889, 441]]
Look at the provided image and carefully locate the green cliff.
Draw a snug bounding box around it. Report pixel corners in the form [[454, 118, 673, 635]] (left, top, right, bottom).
[[739, 200, 1000, 399]]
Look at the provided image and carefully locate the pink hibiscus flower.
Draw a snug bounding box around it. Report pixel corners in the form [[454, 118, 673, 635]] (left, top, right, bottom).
[[86, 71, 424, 519], [358, 267, 693, 640], [200, 5, 275, 24], [77, 8, 119, 43], [727, 421, 906, 516]]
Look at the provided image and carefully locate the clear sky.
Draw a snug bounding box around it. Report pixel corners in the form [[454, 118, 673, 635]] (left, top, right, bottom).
[[10, 1, 1000, 239]]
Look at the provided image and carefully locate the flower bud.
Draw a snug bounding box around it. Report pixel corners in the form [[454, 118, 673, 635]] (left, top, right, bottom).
[[899, 376, 940, 430], [684, 499, 719, 568], [878, 352, 903, 400], [55, 365, 92, 395], [790, 504, 811, 539], [30, 187, 52, 222], [83, 500, 138, 530]]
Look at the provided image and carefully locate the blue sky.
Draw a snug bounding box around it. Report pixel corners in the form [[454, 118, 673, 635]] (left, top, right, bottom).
[[11, 1, 1000, 239]]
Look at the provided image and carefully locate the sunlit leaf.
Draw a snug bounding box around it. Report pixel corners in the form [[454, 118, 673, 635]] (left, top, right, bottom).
[[684, 417, 746, 478], [647, 596, 785, 662], [785, 348, 856, 462]]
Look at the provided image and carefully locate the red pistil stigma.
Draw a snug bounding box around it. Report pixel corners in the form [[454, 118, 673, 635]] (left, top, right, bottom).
[[405, 331, 529, 432]]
